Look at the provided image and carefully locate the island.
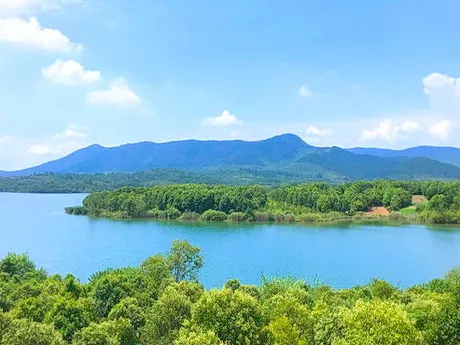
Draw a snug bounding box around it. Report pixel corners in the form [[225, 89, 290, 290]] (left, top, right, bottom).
[[66, 180, 460, 225]]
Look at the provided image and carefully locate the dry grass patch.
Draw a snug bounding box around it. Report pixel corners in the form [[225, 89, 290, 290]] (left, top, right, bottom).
[[365, 206, 390, 215], [412, 195, 428, 204]]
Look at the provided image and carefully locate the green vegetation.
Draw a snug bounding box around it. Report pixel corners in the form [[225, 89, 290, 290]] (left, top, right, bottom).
[[1, 242, 460, 345], [0, 168, 341, 193], [66, 181, 460, 224]]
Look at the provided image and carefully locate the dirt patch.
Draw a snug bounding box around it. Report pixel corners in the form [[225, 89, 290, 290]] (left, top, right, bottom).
[[412, 195, 428, 204], [365, 207, 390, 215]]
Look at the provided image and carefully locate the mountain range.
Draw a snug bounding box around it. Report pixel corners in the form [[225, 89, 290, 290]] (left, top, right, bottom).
[[1, 134, 459, 181]]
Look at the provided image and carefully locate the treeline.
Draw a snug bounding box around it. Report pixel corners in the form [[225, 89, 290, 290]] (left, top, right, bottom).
[[67, 181, 460, 224], [1, 241, 460, 345], [0, 168, 332, 193]]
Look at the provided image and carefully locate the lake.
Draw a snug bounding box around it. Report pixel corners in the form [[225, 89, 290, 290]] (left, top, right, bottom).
[[1, 193, 459, 288]]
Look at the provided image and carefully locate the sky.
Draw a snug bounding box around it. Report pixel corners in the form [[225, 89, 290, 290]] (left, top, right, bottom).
[[0, 0, 460, 170]]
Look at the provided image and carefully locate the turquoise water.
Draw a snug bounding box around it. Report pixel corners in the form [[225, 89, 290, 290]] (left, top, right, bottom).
[[0, 193, 459, 288]]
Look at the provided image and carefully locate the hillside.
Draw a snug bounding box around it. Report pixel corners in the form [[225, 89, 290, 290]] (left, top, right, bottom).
[[348, 146, 460, 167], [1, 134, 459, 185]]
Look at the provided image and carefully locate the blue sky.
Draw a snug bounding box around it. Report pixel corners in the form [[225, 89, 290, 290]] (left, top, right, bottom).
[[0, 0, 459, 169]]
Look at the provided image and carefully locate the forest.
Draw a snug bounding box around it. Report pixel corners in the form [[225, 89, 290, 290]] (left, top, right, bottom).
[[0, 169, 332, 193], [0, 241, 459, 345], [66, 181, 460, 224]]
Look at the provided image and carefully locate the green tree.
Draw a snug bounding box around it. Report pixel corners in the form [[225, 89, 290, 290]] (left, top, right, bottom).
[[108, 297, 145, 330], [140, 254, 173, 299], [2, 318, 65, 345], [429, 294, 460, 345], [174, 328, 224, 345], [337, 300, 422, 345], [190, 289, 266, 345], [264, 292, 315, 345], [0, 253, 39, 279], [168, 240, 204, 282], [0, 310, 12, 344], [142, 285, 193, 345], [427, 194, 448, 212], [73, 319, 137, 345], [45, 297, 92, 342]]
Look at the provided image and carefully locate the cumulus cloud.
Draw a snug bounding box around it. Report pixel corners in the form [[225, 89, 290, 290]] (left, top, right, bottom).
[[362, 120, 420, 142], [0, 17, 82, 52], [306, 125, 331, 136], [86, 78, 141, 108], [203, 110, 242, 126], [423, 72, 460, 115], [429, 120, 453, 139], [42, 59, 100, 85], [298, 84, 313, 98], [423, 73, 460, 97]]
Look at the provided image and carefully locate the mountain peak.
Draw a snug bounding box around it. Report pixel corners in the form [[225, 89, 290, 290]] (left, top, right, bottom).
[[265, 133, 308, 146]]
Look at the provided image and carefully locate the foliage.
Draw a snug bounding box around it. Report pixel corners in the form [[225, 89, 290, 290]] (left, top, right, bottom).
[[0, 244, 459, 345], [68, 181, 460, 224], [168, 240, 204, 282]]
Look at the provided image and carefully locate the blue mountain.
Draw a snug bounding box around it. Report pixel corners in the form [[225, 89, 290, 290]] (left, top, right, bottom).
[[1, 134, 459, 180], [348, 146, 460, 167]]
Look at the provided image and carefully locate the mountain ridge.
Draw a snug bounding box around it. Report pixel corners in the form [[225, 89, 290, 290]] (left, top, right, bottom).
[[348, 145, 460, 167], [1, 134, 459, 180]]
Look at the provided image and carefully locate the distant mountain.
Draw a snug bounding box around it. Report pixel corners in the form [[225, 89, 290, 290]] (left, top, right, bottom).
[[348, 146, 460, 167], [1, 134, 459, 180]]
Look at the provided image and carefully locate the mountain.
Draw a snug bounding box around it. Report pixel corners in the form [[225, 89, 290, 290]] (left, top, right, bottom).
[[348, 146, 460, 168], [298, 147, 460, 180], [1, 134, 459, 180]]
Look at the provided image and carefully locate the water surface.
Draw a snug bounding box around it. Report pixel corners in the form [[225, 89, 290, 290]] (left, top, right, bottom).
[[1, 193, 459, 288]]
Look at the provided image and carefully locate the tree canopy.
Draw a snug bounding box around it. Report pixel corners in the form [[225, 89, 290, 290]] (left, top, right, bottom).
[[1, 241, 459, 345]]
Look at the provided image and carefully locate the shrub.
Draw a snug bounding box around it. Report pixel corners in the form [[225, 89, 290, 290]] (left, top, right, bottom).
[[179, 212, 201, 221], [165, 207, 181, 220], [254, 211, 274, 222], [228, 212, 247, 222], [146, 209, 167, 219], [199, 210, 228, 222]]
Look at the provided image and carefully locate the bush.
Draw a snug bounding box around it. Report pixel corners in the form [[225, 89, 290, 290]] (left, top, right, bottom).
[[228, 212, 247, 222], [199, 210, 228, 222], [146, 209, 167, 219], [272, 211, 295, 223], [65, 206, 86, 215], [254, 211, 274, 222], [165, 207, 181, 220], [179, 212, 200, 221]]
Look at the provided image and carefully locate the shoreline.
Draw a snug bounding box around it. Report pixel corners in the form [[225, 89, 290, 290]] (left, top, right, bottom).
[[65, 209, 460, 227]]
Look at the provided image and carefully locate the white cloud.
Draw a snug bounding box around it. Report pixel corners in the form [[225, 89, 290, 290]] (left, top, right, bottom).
[[86, 78, 142, 108], [423, 73, 460, 97], [203, 110, 242, 126], [429, 120, 453, 139], [0, 17, 82, 52], [42, 59, 100, 85], [298, 84, 313, 98], [28, 143, 51, 155], [423, 72, 460, 116], [26, 123, 88, 156], [362, 120, 420, 142], [306, 125, 331, 136], [52, 123, 87, 139]]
